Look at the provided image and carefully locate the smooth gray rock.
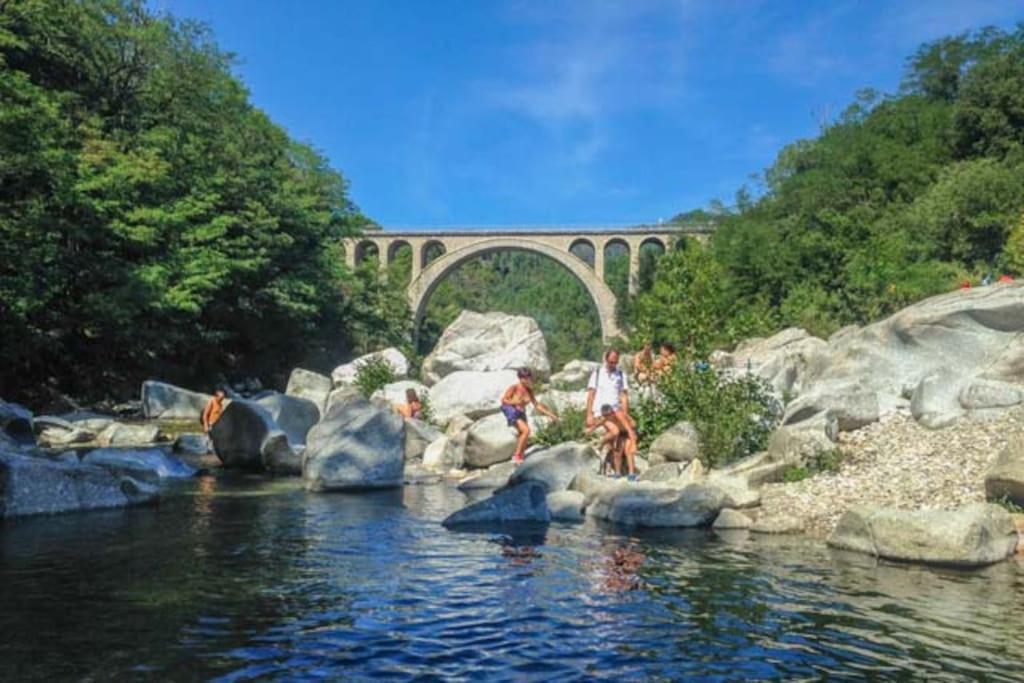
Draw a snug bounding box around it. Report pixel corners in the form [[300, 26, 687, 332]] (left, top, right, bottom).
[[463, 413, 518, 468], [428, 370, 518, 426], [712, 508, 753, 530], [285, 367, 332, 415], [442, 481, 550, 527], [33, 415, 74, 434], [0, 400, 34, 446], [423, 435, 464, 472], [985, 435, 1024, 506], [507, 442, 598, 493], [422, 311, 551, 385], [911, 370, 966, 429], [713, 451, 790, 488], [209, 400, 296, 472], [255, 392, 320, 448], [141, 381, 211, 420], [403, 418, 443, 461], [827, 503, 1019, 567], [783, 390, 879, 433], [82, 448, 197, 480], [331, 348, 409, 386], [639, 462, 683, 483], [586, 481, 726, 528], [706, 474, 761, 509], [959, 378, 1023, 412], [457, 461, 517, 490], [648, 421, 701, 463], [38, 426, 95, 447], [59, 411, 117, 433], [547, 490, 586, 522], [767, 424, 835, 468], [325, 384, 362, 415], [712, 328, 827, 397], [549, 360, 600, 390], [302, 399, 405, 491], [0, 450, 157, 518]]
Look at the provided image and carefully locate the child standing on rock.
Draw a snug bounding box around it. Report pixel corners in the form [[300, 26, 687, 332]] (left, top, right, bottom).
[[500, 368, 559, 464]]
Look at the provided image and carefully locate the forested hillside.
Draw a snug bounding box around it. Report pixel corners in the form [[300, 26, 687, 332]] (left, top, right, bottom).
[[634, 26, 1024, 355], [0, 0, 401, 405]]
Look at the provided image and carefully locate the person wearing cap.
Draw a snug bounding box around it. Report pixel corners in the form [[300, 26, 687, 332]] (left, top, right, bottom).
[[500, 368, 559, 463]]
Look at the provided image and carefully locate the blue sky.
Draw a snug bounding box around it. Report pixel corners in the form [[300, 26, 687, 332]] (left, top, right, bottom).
[[162, 0, 1020, 229]]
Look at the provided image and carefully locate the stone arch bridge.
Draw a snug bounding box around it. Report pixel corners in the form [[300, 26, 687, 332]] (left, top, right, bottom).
[[342, 226, 711, 342]]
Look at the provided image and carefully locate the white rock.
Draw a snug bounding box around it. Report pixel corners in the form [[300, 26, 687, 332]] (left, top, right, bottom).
[[428, 370, 518, 426], [331, 348, 409, 386], [422, 311, 550, 385]]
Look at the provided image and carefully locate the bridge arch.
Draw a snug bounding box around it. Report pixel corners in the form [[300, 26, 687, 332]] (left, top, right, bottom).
[[408, 237, 623, 342]]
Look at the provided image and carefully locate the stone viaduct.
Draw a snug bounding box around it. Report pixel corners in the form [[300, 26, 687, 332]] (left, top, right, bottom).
[[341, 226, 712, 342]]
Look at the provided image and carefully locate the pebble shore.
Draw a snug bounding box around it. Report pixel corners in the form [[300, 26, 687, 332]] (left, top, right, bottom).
[[758, 406, 1024, 538]]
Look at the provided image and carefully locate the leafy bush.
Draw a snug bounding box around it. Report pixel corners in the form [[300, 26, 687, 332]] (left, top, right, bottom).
[[353, 356, 396, 399], [417, 393, 435, 425], [633, 363, 780, 468], [535, 407, 587, 446], [994, 494, 1024, 515]]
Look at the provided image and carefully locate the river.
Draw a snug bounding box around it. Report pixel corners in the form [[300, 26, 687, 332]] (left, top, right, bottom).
[[1, 475, 1022, 681]]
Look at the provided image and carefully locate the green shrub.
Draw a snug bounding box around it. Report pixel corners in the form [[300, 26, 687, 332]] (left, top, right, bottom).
[[535, 407, 587, 446], [353, 356, 396, 399], [418, 393, 435, 425], [633, 363, 780, 468], [994, 494, 1024, 514]]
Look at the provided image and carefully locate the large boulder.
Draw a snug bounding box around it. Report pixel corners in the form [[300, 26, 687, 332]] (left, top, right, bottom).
[[331, 348, 409, 386], [325, 385, 362, 415], [442, 481, 551, 527], [403, 419, 443, 461], [0, 450, 157, 518], [506, 442, 597, 493], [82, 448, 197, 480], [549, 360, 600, 390], [586, 481, 727, 527], [798, 285, 1024, 428], [712, 328, 827, 397], [462, 413, 518, 468], [0, 400, 34, 446], [534, 389, 587, 415], [985, 436, 1024, 506], [302, 400, 405, 491], [422, 311, 551, 385], [428, 370, 517, 426], [648, 422, 701, 463], [285, 368, 332, 415], [254, 392, 320, 448], [713, 508, 753, 530], [141, 381, 211, 420], [960, 378, 1024, 414], [209, 400, 298, 474], [827, 503, 1019, 567], [782, 390, 880, 433], [423, 435, 464, 472]]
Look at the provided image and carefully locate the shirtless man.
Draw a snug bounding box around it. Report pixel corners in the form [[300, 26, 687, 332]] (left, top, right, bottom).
[[585, 350, 638, 479], [500, 368, 559, 463], [586, 404, 629, 476]]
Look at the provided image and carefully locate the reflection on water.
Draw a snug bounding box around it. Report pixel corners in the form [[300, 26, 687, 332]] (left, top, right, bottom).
[[1, 476, 1023, 680]]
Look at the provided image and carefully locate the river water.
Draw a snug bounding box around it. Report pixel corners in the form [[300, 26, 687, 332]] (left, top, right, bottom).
[[2, 475, 1022, 681]]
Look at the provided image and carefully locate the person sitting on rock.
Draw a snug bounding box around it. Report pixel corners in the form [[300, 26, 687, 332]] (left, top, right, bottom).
[[586, 404, 630, 478], [394, 388, 423, 420], [585, 350, 638, 479], [653, 342, 678, 378], [500, 368, 559, 464], [632, 342, 655, 385], [201, 388, 227, 433]]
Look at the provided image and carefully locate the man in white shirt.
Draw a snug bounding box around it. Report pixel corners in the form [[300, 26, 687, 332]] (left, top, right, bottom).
[[585, 349, 638, 479]]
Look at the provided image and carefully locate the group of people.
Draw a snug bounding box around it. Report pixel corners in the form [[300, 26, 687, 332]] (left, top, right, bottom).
[[630, 342, 678, 385], [498, 349, 643, 479]]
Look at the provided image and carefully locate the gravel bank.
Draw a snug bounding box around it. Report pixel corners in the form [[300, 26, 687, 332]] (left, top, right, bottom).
[[758, 407, 1024, 538]]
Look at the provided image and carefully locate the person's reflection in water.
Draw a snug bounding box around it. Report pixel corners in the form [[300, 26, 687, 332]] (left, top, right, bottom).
[[600, 541, 646, 592]]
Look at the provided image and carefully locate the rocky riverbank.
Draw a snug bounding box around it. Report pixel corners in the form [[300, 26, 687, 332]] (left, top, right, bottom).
[[760, 407, 1024, 538]]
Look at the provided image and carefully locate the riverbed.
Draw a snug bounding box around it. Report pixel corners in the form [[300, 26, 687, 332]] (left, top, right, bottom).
[[2, 476, 1022, 680]]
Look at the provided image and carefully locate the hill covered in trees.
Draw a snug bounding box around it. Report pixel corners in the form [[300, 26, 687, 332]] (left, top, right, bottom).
[[633, 25, 1024, 355], [0, 0, 402, 405]]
